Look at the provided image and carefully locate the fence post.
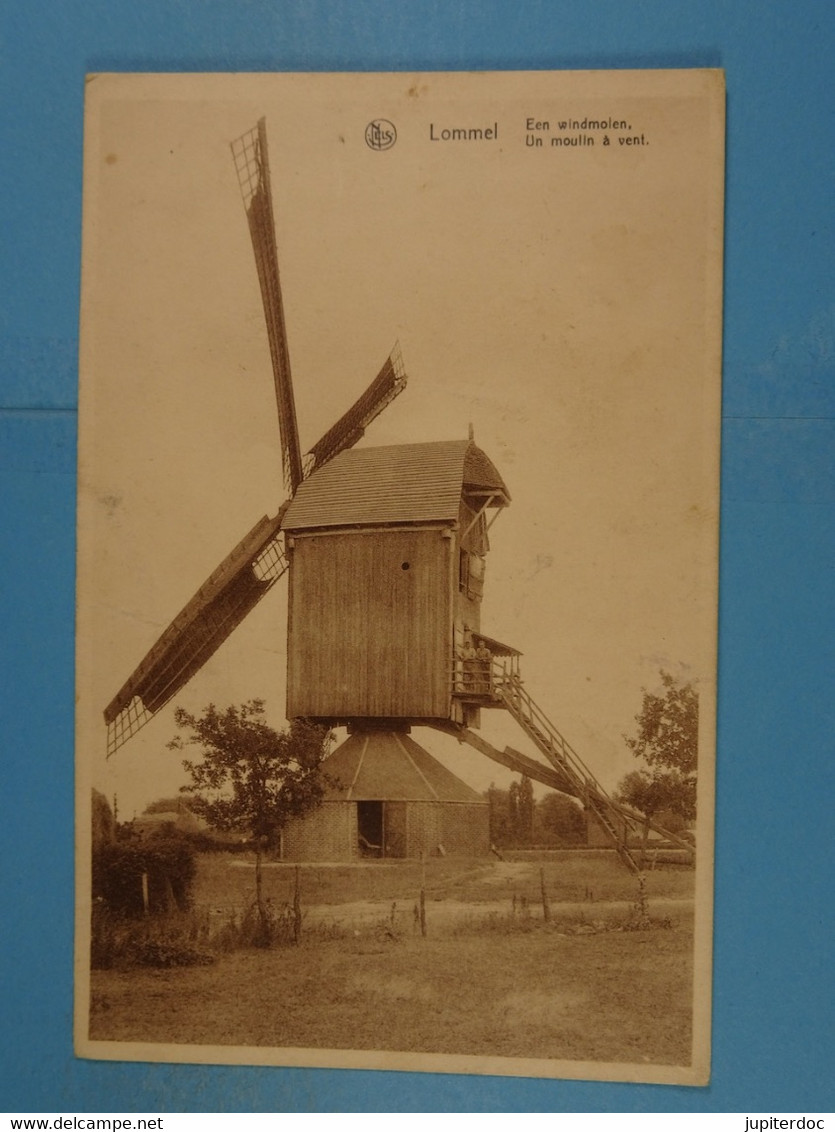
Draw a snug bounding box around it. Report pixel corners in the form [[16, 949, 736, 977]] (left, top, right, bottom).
[[419, 852, 427, 938], [293, 865, 302, 944], [540, 866, 551, 922]]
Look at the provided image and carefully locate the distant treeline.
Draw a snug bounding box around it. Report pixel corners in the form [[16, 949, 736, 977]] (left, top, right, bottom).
[[484, 779, 587, 848]]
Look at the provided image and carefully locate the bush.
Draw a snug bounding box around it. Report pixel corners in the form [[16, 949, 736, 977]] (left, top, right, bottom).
[[91, 789, 115, 847], [90, 901, 214, 969], [181, 829, 251, 853], [212, 899, 302, 950], [92, 835, 196, 918], [124, 936, 215, 968]]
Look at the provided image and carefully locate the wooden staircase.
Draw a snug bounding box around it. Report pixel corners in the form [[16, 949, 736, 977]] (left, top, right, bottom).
[[492, 669, 642, 871]]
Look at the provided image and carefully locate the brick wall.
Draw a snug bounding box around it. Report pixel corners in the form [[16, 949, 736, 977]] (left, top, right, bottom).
[[282, 801, 356, 861]]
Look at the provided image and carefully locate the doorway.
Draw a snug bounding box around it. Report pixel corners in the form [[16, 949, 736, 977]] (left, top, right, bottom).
[[357, 801, 383, 857], [356, 800, 408, 858]]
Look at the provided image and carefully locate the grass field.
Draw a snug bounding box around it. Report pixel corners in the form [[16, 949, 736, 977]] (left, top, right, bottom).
[[194, 849, 694, 913], [88, 852, 696, 1067]]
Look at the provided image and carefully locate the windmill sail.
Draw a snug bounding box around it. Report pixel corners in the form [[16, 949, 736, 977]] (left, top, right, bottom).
[[105, 120, 410, 756], [304, 343, 407, 476], [104, 510, 288, 756], [104, 354, 409, 757], [231, 119, 303, 493]]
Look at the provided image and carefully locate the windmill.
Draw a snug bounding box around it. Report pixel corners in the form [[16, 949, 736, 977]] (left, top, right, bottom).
[[105, 119, 693, 869]]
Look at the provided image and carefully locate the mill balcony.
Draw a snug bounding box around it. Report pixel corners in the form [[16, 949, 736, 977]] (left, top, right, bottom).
[[451, 632, 522, 704]]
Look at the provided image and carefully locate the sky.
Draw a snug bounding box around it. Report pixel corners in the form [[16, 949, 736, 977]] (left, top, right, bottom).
[[76, 71, 722, 819]]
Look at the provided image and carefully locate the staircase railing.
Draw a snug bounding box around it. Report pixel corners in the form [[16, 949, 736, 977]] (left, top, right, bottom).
[[492, 666, 641, 871], [492, 667, 601, 797]]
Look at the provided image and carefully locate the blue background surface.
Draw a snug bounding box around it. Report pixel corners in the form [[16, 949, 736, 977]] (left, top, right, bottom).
[[1, 0, 832, 1113]]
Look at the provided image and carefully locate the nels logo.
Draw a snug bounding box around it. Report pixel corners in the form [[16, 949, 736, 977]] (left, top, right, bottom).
[[365, 119, 397, 151]]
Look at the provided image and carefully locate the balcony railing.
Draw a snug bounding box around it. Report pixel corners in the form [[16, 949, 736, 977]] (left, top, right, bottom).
[[451, 651, 521, 699]]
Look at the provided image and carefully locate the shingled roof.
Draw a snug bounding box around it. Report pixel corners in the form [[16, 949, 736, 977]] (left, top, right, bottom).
[[320, 730, 486, 804], [282, 439, 509, 531]]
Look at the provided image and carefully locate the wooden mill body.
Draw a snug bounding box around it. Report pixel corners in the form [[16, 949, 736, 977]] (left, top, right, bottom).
[[281, 438, 510, 729]]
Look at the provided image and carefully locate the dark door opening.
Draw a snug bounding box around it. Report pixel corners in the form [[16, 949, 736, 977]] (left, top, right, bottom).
[[357, 801, 383, 857]]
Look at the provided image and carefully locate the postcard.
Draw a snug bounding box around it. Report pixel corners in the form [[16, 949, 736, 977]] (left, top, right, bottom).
[[76, 70, 724, 1084]]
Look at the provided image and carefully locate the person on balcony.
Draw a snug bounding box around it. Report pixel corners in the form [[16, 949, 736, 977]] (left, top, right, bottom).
[[476, 641, 492, 694], [460, 638, 478, 692]]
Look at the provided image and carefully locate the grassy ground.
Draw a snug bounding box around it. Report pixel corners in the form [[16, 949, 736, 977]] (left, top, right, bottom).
[[193, 850, 694, 912], [89, 854, 695, 1066]]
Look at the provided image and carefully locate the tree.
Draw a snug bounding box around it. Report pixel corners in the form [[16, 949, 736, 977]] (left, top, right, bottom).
[[91, 788, 115, 848], [616, 769, 674, 820], [168, 701, 332, 944], [486, 776, 538, 848], [508, 775, 534, 846], [616, 671, 698, 856], [518, 775, 535, 844], [484, 784, 512, 847], [533, 791, 586, 847], [624, 670, 698, 778]]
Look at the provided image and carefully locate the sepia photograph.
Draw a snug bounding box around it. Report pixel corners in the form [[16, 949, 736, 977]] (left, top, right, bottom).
[[75, 70, 724, 1084]]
